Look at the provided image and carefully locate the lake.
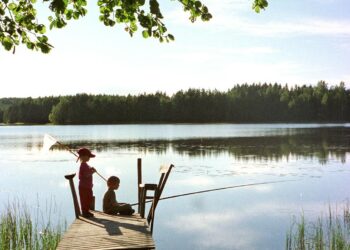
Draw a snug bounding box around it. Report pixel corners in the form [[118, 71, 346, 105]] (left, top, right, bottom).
[[0, 123, 350, 249]]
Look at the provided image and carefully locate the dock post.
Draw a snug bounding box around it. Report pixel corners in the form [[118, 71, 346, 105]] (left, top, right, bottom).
[[137, 158, 142, 213], [65, 173, 81, 219]]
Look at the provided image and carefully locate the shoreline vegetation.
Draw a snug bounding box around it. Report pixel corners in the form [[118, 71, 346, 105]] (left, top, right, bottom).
[[0, 201, 64, 249], [286, 203, 350, 250], [0, 82, 349, 125]]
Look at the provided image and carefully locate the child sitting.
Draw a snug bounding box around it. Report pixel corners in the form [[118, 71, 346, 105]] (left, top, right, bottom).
[[103, 176, 135, 216]]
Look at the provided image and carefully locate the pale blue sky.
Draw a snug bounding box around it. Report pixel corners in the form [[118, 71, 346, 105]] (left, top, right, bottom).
[[1, 0, 349, 97]]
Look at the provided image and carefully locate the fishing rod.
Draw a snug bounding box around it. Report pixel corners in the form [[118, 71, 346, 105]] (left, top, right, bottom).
[[130, 179, 296, 206], [43, 134, 107, 182]]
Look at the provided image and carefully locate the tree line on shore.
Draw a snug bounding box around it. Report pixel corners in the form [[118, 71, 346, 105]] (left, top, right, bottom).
[[0, 81, 349, 124]]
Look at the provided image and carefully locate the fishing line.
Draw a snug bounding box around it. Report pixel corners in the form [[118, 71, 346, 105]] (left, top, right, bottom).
[[131, 179, 296, 206]]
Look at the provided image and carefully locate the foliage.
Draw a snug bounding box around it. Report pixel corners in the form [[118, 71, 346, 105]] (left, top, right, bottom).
[[286, 204, 350, 250], [0, 0, 210, 53], [0, 201, 64, 250], [1, 96, 59, 123], [252, 0, 268, 13], [0, 81, 349, 125], [0, 0, 271, 53]]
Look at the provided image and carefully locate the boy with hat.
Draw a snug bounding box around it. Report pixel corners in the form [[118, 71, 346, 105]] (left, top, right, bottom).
[[77, 147, 97, 218]]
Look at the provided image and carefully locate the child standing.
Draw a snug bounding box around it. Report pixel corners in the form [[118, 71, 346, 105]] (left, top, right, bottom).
[[77, 147, 96, 218], [103, 176, 135, 215]]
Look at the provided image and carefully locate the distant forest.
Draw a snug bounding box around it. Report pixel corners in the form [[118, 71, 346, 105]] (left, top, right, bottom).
[[0, 81, 349, 124]]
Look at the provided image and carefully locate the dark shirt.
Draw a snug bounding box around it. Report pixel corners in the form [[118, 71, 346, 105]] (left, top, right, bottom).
[[103, 188, 118, 213], [79, 162, 93, 189]]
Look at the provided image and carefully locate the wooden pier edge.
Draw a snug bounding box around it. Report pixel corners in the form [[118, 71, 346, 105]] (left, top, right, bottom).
[[57, 211, 155, 250], [58, 160, 157, 250]]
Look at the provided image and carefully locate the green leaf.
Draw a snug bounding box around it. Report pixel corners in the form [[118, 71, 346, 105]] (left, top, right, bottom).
[[56, 19, 66, 28], [81, 8, 87, 15], [26, 42, 35, 50], [2, 37, 13, 51], [38, 35, 48, 43], [168, 34, 174, 41], [39, 43, 51, 53], [107, 19, 114, 26], [65, 9, 73, 20], [150, 0, 163, 18], [8, 3, 16, 10], [261, 0, 268, 7], [37, 25, 46, 34], [194, 1, 201, 8], [130, 22, 138, 32], [49, 20, 56, 29], [202, 6, 208, 13], [142, 30, 149, 38], [73, 11, 80, 20]]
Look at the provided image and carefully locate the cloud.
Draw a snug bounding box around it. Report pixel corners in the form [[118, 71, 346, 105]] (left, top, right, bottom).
[[165, 200, 345, 249], [0, 48, 136, 97], [208, 17, 350, 38], [308, 0, 340, 3], [161, 46, 277, 63], [167, 2, 350, 38], [166, 210, 261, 249], [256, 19, 350, 37], [172, 176, 215, 186]]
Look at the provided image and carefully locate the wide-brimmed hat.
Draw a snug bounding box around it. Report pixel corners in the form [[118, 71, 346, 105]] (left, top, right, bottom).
[[77, 147, 96, 158]]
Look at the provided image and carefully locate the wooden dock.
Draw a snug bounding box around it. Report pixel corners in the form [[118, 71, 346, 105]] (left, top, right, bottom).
[[57, 211, 155, 250], [58, 159, 173, 249]]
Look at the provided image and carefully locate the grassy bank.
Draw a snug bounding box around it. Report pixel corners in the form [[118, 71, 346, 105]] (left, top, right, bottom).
[[286, 204, 350, 250], [0, 201, 65, 250]]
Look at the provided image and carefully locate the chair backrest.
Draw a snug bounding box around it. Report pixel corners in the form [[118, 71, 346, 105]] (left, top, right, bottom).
[[146, 164, 174, 231], [154, 164, 174, 209], [138, 163, 174, 234]]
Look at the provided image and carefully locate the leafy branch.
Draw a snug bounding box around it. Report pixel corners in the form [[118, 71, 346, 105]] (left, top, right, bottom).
[[0, 0, 52, 53], [0, 0, 268, 53], [252, 0, 268, 13]]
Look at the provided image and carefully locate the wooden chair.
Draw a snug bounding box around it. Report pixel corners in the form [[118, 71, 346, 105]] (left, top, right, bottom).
[[139, 164, 174, 234]]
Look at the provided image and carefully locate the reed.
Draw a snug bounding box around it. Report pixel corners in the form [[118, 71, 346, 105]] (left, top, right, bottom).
[[286, 204, 350, 250], [0, 200, 64, 250]]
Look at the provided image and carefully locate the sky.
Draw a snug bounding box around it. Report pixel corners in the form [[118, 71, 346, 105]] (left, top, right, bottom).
[[0, 0, 350, 98]]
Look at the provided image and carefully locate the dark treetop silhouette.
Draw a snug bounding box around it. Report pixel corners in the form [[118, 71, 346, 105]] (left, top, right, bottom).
[[0, 81, 348, 124]]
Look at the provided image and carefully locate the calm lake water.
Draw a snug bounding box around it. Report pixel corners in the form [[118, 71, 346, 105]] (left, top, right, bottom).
[[0, 123, 350, 249]]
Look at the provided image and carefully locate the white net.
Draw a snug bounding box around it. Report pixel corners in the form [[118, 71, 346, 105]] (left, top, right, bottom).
[[42, 134, 58, 152]]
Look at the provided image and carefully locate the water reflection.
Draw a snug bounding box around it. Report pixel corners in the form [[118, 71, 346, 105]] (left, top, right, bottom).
[[1, 124, 350, 250], [1, 125, 349, 164], [42, 127, 350, 164]]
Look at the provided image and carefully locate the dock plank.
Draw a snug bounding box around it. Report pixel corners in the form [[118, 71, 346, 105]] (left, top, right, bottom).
[[57, 211, 155, 250]]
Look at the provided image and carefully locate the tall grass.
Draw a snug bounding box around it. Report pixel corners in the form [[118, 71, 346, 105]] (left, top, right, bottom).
[[0, 201, 65, 250], [286, 204, 350, 250]]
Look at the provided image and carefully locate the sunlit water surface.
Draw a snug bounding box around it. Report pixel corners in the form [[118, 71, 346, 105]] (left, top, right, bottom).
[[0, 124, 350, 250]]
